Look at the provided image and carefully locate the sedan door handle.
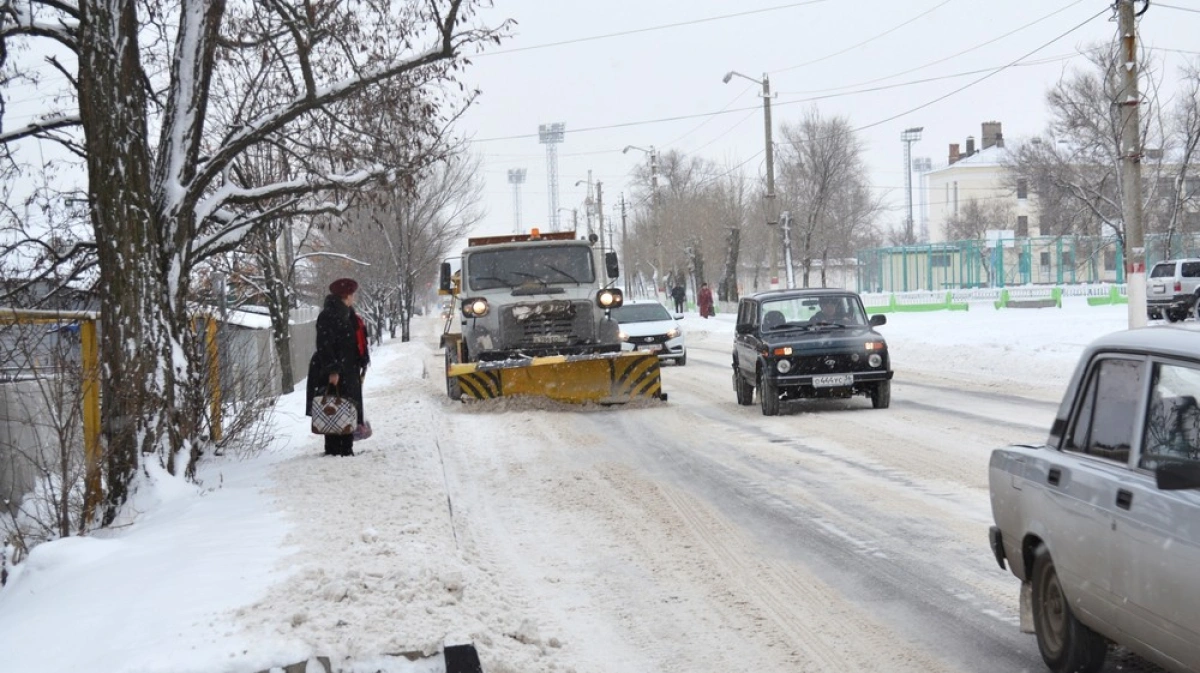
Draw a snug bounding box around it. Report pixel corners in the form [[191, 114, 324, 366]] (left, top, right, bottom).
[[1116, 489, 1133, 510], [1047, 467, 1062, 486]]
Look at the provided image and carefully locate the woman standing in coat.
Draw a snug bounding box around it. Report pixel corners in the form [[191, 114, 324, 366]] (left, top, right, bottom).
[[307, 278, 370, 456], [697, 282, 715, 319]]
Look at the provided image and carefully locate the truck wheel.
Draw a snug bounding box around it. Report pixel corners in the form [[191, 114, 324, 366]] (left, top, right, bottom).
[[445, 348, 463, 401], [871, 380, 891, 409], [1031, 547, 1107, 673], [759, 371, 780, 416], [734, 370, 754, 406]]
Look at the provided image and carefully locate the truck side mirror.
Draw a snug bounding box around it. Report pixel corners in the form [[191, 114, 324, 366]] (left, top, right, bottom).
[[439, 262, 452, 293], [605, 252, 619, 279]]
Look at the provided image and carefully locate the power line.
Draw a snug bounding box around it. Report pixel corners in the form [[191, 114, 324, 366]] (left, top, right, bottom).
[[1156, 2, 1200, 13], [772, 0, 956, 74], [846, 6, 1109, 137], [778, 0, 1088, 95], [474, 0, 834, 58]]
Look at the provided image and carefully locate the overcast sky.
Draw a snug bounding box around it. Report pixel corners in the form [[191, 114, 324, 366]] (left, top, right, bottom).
[[457, 0, 1200, 238]]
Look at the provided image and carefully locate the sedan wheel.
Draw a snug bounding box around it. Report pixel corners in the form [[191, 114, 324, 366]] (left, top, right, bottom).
[[1031, 547, 1107, 673]]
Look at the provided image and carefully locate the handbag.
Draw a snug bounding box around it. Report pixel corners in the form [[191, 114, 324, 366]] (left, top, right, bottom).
[[311, 387, 358, 435]]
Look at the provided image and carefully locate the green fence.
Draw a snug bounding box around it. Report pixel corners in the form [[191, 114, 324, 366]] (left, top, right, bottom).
[[857, 233, 1200, 293]]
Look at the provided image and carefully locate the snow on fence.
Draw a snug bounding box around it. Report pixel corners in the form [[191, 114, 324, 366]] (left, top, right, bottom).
[[861, 283, 1128, 313]]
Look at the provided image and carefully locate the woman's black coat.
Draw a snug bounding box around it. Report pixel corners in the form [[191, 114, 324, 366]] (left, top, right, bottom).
[[306, 295, 368, 424]]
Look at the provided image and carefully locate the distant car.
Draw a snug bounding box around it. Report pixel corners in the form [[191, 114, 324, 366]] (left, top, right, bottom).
[[1147, 258, 1200, 322], [731, 289, 892, 416], [988, 328, 1200, 673], [611, 300, 686, 365]]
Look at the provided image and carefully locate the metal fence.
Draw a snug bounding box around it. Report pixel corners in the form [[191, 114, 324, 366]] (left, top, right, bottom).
[[857, 233, 1200, 293]]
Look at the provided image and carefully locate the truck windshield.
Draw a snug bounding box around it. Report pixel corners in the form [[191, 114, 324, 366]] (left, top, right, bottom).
[[467, 245, 595, 290]]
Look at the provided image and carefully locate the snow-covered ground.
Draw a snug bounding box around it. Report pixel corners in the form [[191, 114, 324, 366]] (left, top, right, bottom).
[[0, 299, 1190, 673]]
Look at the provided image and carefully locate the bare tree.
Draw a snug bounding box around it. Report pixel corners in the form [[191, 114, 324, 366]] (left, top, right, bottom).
[[945, 198, 1015, 285], [776, 107, 879, 287], [2, 1, 506, 521]]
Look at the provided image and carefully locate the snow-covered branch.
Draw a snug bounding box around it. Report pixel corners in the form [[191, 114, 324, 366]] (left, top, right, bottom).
[[0, 113, 82, 145]]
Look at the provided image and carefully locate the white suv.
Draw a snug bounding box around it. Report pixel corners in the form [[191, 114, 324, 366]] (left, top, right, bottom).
[[1147, 258, 1200, 322]]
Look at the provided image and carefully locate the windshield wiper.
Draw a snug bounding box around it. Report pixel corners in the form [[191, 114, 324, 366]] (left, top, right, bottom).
[[474, 275, 513, 288], [809, 321, 848, 329], [544, 264, 580, 285]]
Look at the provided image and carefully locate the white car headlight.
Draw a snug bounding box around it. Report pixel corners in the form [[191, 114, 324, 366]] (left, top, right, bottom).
[[666, 327, 680, 339], [619, 330, 629, 341], [868, 353, 882, 368], [776, 359, 792, 373]]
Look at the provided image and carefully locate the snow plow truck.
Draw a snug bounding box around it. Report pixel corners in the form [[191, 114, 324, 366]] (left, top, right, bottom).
[[438, 229, 666, 404]]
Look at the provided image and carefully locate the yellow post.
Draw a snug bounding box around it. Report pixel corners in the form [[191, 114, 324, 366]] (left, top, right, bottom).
[[80, 319, 102, 527], [207, 316, 222, 442]]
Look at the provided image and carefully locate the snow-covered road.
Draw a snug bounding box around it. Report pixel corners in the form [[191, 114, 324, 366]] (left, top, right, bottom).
[[235, 306, 1168, 672], [3, 303, 1179, 673]]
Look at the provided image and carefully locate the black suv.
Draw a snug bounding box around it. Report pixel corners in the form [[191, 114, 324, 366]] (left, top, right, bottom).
[[732, 289, 893, 416]]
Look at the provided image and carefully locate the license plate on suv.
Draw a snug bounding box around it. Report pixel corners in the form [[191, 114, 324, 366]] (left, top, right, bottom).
[[812, 374, 853, 387]]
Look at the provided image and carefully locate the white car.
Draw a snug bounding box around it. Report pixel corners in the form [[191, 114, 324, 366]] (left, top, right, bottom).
[[611, 300, 686, 366]]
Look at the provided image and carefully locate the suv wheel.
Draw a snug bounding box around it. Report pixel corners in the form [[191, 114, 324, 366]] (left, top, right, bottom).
[[759, 371, 780, 416], [1031, 547, 1107, 673], [734, 370, 754, 406], [871, 380, 891, 409]]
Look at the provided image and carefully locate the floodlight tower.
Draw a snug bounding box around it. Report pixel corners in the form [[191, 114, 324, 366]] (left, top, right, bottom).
[[912, 157, 933, 242], [507, 168, 527, 234], [901, 127, 923, 244], [539, 122, 566, 231]]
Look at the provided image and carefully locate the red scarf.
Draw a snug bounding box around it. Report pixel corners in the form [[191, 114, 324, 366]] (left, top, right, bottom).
[[355, 314, 368, 358]]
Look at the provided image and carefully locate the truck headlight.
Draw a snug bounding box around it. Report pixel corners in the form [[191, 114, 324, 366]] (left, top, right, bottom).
[[597, 289, 623, 308], [776, 359, 792, 373], [462, 298, 490, 317], [868, 353, 882, 367], [666, 327, 680, 339]]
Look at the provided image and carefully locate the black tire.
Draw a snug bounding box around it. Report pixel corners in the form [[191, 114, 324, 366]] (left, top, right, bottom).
[[445, 347, 463, 401], [1167, 309, 1183, 323], [677, 352, 687, 367], [1148, 309, 1162, 320], [1193, 296, 1200, 321], [1031, 547, 1107, 673], [871, 380, 891, 409], [759, 370, 780, 416], [734, 369, 754, 406]]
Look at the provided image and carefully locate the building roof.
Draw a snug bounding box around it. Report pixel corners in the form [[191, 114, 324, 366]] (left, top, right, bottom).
[[928, 145, 1011, 175]]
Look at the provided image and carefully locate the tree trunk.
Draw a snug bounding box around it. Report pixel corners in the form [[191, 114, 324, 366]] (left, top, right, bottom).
[[80, 0, 162, 522], [719, 226, 740, 302], [254, 228, 295, 394]]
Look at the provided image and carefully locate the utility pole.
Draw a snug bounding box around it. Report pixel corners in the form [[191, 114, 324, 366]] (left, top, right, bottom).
[[761, 74, 779, 289], [1119, 0, 1147, 328], [620, 193, 630, 295], [595, 181, 605, 254]]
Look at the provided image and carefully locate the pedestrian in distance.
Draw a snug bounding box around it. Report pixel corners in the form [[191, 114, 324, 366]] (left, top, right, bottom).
[[307, 277, 370, 457], [698, 282, 715, 319], [670, 284, 686, 313]]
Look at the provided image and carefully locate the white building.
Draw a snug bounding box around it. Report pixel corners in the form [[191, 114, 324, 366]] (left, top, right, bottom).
[[925, 122, 1038, 242]]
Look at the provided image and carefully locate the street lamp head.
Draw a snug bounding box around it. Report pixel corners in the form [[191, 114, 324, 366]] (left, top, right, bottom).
[[722, 71, 734, 84], [574, 179, 587, 187], [622, 145, 634, 154]]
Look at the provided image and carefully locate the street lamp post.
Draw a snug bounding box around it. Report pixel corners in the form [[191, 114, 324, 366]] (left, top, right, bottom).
[[901, 127, 923, 244], [724, 70, 779, 288], [623, 145, 659, 297]]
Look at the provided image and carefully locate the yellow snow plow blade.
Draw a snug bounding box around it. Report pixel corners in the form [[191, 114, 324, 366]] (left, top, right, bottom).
[[448, 352, 665, 404]]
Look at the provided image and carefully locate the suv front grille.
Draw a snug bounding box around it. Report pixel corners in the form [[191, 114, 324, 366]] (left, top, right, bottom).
[[790, 353, 862, 375]]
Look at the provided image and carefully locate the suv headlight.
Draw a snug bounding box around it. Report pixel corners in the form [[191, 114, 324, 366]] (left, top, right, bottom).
[[462, 298, 490, 317], [868, 353, 882, 367], [776, 359, 792, 373], [597, 289, 624, 308]]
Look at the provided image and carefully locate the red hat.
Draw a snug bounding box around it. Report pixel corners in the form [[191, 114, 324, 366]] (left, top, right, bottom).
[[329, 278, 359, 297]]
